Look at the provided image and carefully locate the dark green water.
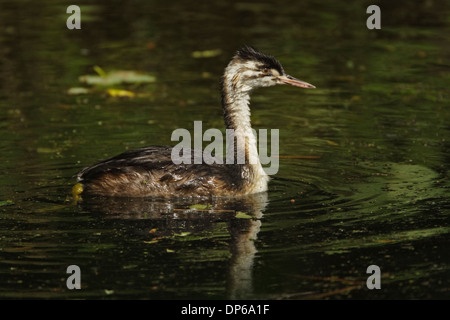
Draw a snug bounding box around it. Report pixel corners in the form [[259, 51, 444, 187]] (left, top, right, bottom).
[[0, 0, 449, 299]]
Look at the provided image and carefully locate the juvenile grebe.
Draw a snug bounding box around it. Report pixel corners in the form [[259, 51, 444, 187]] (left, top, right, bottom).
[[74, 46, 315, 198]]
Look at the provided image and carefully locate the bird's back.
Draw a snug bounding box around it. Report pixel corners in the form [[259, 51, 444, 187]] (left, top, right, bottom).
[[76, 146, 246, 197]]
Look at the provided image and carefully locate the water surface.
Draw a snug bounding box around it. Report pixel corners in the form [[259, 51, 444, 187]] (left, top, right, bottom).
[[0, 0, 449, 299]]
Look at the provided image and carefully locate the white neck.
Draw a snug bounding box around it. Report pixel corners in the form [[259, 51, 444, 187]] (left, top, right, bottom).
[[222, 71, 269, 193]]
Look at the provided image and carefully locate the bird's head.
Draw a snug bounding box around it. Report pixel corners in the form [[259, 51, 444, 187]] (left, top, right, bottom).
[[223, 46, 315, 93]]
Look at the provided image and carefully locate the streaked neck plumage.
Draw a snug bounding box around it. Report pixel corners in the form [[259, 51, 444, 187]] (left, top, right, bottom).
[[221, 60, 269, 193]]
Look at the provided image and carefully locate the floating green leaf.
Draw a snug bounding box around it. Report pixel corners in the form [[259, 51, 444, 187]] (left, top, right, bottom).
[[106, 89, 135, 98], [235, 211, 253, 219], [79, 70, 156, 86], [93, 65, 107, 77], [67, 87, 91, 95], [175, 232, 191, 237], [189, 204, 212, 210], [0, 200, 14, 207]]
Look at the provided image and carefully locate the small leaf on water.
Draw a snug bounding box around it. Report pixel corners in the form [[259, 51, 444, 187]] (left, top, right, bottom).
[[93, 65, 107, 77], [0, 200, 14, 207], [326, 140, 339, 146], [175, 232, 191, 237], [144, 240, 159, 244], [189, 204, 212, 210], [235, 212, 253, 219], [106, 89, 135, 98], [79, 70, 156, 86], [67, 87, 91, 95]]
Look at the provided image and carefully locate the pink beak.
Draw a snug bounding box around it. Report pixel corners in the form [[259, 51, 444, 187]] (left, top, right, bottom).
[[278, 75, 315, 89]]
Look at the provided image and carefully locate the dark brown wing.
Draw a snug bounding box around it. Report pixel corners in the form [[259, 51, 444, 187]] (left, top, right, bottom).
[[76, 146, 244, 197]]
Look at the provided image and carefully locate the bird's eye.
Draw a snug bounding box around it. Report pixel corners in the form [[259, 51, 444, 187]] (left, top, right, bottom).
[[261, 68, 271, 75]]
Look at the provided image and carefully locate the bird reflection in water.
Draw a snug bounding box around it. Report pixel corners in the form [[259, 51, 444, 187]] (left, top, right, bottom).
[[77, 192, 268, 299]]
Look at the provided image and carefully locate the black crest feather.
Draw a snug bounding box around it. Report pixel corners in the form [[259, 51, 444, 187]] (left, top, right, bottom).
[[235, 46, 284, 75]]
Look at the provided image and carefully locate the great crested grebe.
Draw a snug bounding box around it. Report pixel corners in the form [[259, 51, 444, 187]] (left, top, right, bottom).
[[74, 46, 315, 198]]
